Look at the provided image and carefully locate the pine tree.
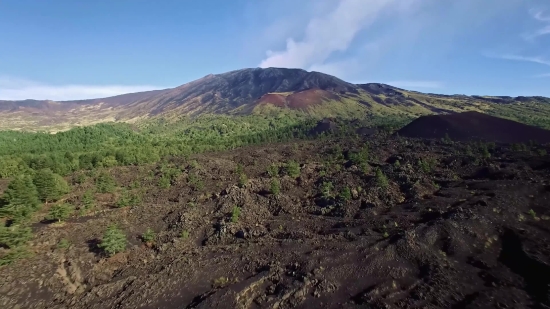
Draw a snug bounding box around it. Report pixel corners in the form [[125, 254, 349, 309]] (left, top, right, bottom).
[[98, 224, 127, 256], [47, 203, 73, 222], [82, 190, 95, 210], [1, 175, 40, 222], [33, 169, 70, 202]]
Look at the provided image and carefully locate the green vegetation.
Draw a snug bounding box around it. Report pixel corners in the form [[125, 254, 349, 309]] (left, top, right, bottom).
[[285, 161, 300, 178], [33, 169, 70, 203], [321, 181, 334, 198], [231, 206, 241, 223], [180, 230, 190, 239], [47, 203, 74, 222], [1, 175, 40, 222], [267, 164, 279, 177], [141, 228, 156, 243], [238, 172, 248, 188], [339, 187, 352, 202], [96, 172, 117, 193], [270, 178, 281, 195], [375, 168, 389, 189], [116, 189, 141, 208], [81, 190, 95, 211], [57, 238, 70, 249], [98, 225, 127, 256]]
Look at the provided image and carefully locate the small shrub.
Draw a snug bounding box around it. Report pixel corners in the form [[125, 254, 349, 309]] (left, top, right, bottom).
[[321, 181, 333, 198], [98, 224, 127, 256], [270, 178, 281, 195], [180, 230, 190, 239], [82, 190, 95, 210], [188, 173, 204, 191], [238, 173, 248, 188], [267, 164, 279, 177], [394, 160, 401, 168], [57, 238, 70, 249], [158, 176, 171, 189], [339, 186, 352, 202], [528, 209, 537, 218], [375, 168, 389, 189], [285, 161, 300, 178], [0, 246, 31, 266], [235, 164, 244, 175], [538, 149, 547, 156], [0, 225, 32, 249], [47, 203, 74, 222], [231, 206, 241, 223], [96, 172, 116, 193], [141, 228, 156, 243], [189, 160, 200, 169]]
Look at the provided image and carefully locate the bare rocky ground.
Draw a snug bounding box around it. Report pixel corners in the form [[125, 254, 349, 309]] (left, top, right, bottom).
[[1, 135, 549, 309]]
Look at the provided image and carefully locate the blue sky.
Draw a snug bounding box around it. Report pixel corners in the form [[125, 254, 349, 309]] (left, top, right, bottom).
[[1, 0, 550, 100]]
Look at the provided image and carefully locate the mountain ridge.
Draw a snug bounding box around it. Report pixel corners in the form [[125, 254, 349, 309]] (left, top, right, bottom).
[[1, 67, 550, 132]]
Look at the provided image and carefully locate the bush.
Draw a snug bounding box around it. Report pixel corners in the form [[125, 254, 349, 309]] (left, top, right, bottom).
[[141, 228, 155, 243], [231, 206, 241, 223], [0, 225, 32, 249], [375, 168, 388, 189], [270, 178, 281, 195], [98, 224, 127, 256], [267, 164, 279, 177], [339, 187, 352, 202], [321, 181, 333, 198], [180, 230, 190, 239], [33, 169, 70, 202], [285, 161, 300, 178], [238, 173, 248, 188], [158, 176, 171, 189], [96, 172, 116, 193], [47, 203, 74, 222], [82, 190, 95, 210], [349, 146, 369, 166]]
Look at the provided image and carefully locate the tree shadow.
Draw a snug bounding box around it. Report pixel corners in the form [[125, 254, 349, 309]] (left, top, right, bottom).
[[86, 238, 103, 255]]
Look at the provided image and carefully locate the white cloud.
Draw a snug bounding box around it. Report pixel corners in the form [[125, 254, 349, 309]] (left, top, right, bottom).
[[385, 80, 443, 89], [0, 76, 161, 101], [259, 0, 395, 70], [524, 9, 550, 40], [484, 53, 550, 66]]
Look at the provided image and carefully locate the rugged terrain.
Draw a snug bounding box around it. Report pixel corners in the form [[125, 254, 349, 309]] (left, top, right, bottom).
[[2, 67, 550, 132], [1, 129, 549, 308]]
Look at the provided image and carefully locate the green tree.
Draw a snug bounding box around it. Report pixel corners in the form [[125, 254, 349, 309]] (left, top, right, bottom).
[[375, 168, 389, 189], [231, 206, 241, 223], [339, 186, 352, 202], [96, 172, 116, 193], [321, 181, 333, 198], [33, 169, 70, 203], [82, 190, 95, 210], [98, 224, 127, 256], [1, 175, 40, 222], [47, 203, 73, 222], [141, 228, 156, 243], [238, 173, 248, 188], [285, 161, 300, 178], [0, 225, 32, 249], [270, 178, 281, 195], [267, 164, 279, 177]]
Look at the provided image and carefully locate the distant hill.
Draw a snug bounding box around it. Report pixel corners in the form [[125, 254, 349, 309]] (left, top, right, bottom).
[[2, 67, 550, 132], [397, 111, 550, 144]]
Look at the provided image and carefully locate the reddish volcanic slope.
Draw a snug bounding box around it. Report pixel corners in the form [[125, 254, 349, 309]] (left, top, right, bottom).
[[397, 111, 550, 143], [256, 89, 340, 110]]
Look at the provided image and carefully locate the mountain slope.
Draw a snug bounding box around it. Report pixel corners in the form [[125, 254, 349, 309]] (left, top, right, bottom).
[[1, 67, 550, 132]]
